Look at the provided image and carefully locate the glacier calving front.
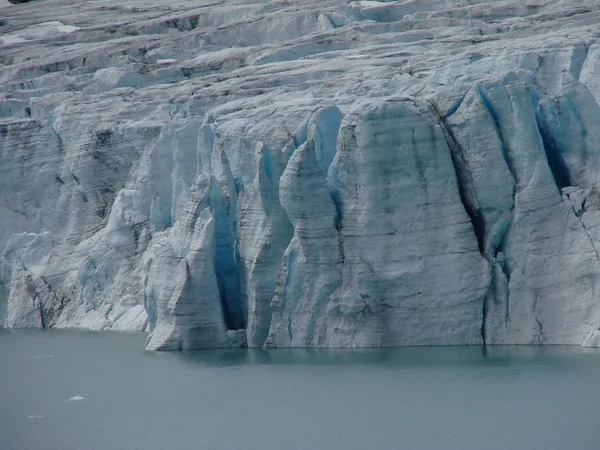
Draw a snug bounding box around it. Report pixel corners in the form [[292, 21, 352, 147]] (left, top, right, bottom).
[[2, 0, 600, 349]]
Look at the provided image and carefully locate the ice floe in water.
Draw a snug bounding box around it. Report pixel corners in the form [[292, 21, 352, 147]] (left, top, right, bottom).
[[68, 396, 88, 401]]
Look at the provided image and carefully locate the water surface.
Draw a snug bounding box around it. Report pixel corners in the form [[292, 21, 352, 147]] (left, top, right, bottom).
[[1, 329, 600, 450]]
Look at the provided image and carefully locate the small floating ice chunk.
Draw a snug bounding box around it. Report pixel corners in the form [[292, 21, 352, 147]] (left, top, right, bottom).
[[28, 415, 44, 419], [69, 396, 88, 401]]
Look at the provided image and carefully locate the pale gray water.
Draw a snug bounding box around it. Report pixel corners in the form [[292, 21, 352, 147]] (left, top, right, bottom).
[[1, 330, 600, 450]]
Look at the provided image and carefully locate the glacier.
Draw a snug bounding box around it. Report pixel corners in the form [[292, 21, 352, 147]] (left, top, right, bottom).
[[2, 0, 600, 350]]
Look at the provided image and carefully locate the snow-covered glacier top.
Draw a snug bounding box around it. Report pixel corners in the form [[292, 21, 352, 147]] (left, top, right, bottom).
[[2, 0, 600, 350]]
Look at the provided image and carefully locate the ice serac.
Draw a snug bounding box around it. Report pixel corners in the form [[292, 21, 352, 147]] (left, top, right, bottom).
[[239, 145, 293, 347], [144, 177, 242, 351], [307, 106, 343, 176], [210, 147, 245, 331], [445, 79, 600, 345], [324, 98, 490, 346], [266, 139, 341, 347], [3, 0, 600, 349]]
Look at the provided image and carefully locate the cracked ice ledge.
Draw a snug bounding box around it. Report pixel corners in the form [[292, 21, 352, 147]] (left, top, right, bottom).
[[1, 0, 600, 349]]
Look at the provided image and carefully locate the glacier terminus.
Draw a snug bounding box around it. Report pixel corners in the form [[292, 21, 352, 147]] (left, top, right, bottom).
[[2, 0, 600, 350]]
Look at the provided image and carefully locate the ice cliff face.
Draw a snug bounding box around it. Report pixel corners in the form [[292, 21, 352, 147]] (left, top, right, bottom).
[[2, 0, 600, 349]]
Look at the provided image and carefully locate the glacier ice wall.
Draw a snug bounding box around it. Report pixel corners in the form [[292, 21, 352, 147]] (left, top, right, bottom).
[[2, 0, 600, 349]]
